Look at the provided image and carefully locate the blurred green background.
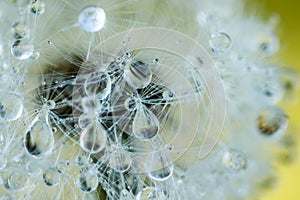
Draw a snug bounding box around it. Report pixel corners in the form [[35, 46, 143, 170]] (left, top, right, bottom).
[[248, 0, 300, 199]]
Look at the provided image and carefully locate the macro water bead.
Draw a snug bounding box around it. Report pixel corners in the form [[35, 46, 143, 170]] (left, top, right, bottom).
[[78, 6, 106, 32], [11, 39, 34, 60]]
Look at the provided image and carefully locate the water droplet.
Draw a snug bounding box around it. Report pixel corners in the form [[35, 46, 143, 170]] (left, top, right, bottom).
[[11, 39, 34, 60], [209, 32, 231, 53], [257, 106, 288, 138], [12, 21, 30, 39], [80, 123, 107, 154], [43, 167, 60, 186], [124, 60, 152, 89], [84, 72, 111, 100], [76, 169, 99, 193], [30, 51, 40, 60], [132, 104, 159, 141], [24, 113, 55, 158], [222, 149, 247, 171], [7, 172, 29, 191], [144, 151, 174, 181], [0, 153, 7, 170], [0, 92, 23, 121], [44, 100, 56, 110], [124, 97, 136, 111], [78, 113, 95, 129], [136, 187, 164, 200], [108, 146, 132, 173], [78, 6, 106, 32], [29, 0, 45, 15]]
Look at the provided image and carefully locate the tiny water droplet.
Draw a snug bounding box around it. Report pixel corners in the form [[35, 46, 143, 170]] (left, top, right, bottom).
[[257, 106, 288, 138], [11, 39, 34, 60], [76, 169, 99, 193], [145, 151, 174, 181], [7, 172, 29, 191], [84, 72, 111, 100], [124, 60, 152, 89], [222, 149, 247, 171], [209, 32, 231, 53], [132, 104, 159, 141], [78, 6, 106, 32], [24, 113, 54, 158], [136, 187, 164, 200], [29, 0, 45, 15], [43, 167, 60, 186], [0, 92, 23, 121], [80, 123, 107, 154]]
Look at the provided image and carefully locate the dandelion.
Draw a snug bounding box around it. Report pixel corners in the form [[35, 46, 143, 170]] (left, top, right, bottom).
[[0, 0, 298, 199]]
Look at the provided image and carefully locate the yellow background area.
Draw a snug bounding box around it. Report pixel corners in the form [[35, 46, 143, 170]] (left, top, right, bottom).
[[248, 0, 300, 199]]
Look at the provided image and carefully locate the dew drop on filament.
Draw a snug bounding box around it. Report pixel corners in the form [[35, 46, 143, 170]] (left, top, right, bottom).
[[11, 39, 34, 60], [24, 113, 55, 158], [0, 92, 23, 122], [76, 169, 99, 193], [79, 123, 107, 154], [78, 6, 106, 32], [132, 104, 159, 141], [144, 151, 174, 182], [108, 146, 132, 173], [124, 60, 152, 89], [136, 187, 164, 200]]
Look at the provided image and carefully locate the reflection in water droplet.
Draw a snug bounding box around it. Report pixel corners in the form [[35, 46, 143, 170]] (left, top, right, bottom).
[[78, 6, 106, 32], [24, 113, 54, 158], [11, 39, 34, 60], [257, 106, 288, 138], [132, 104, 159, 141], [222, 149, 247, 171], [108, 146, 132, 173], [144, 151, 174, 181], [209, 32, 231, 53], [80, 123, 107, 154], [0, 92, 23, 121], [84, 72, 111, 100], [124, 60, 152, 89], [30, 0, 45, 15], [76, 169, 99, 193], [8, 172, 29, 191], [136, 187, 164, 200], [43, 167, 60, 187]]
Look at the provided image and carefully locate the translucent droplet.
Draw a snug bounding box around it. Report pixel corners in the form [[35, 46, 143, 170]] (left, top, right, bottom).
[[209, 32, 231, 53], [124, 97, 136, 111], [76, 169, 99, 193], [222, 149, 247, 171], [29, 0, 45, 15], [43, 167, 60, 186], [80, 123, 107, 154], [257, 106, 288, 138], [78, 6, 106, 32], [144, 151, 174, 181], [0, 92, 23, 121], [30, 51, 40, 60], [24, 113, 55, 158], [132, 104, 159, 141], [12, 21, 30, 39], [84, 72, 111, 100], [0, 153, 7, 170], [124, 60, 152, 89], [108, 146, 132, 173], [11, 39, 34, 60], [7, 172, 29, 191], [78, 113, 95, 129], [136, 187, 164, 200]]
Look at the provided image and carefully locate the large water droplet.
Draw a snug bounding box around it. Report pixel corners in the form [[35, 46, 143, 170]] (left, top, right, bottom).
[[29, 0, 45, 15], [144, 151, 174, 181], [80, 123, 107, 154], [124, 60, 152, 89], [76, 169, 99, 193], [209, 32, 231, 53], [24, 113, 55, 158], [108, 146, 132, 173], [78, 6, 106, 32], [7, 172, 29, 191], [11, 39, 34, 60], [132, 104, 159, 141], [257, 106, 288, 138], [0, 92, 23, 121], [222, 149, 247, 171], [84, 72, 111, 100], [43, 167, 60, 187], [136, 187, 164, 200]]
